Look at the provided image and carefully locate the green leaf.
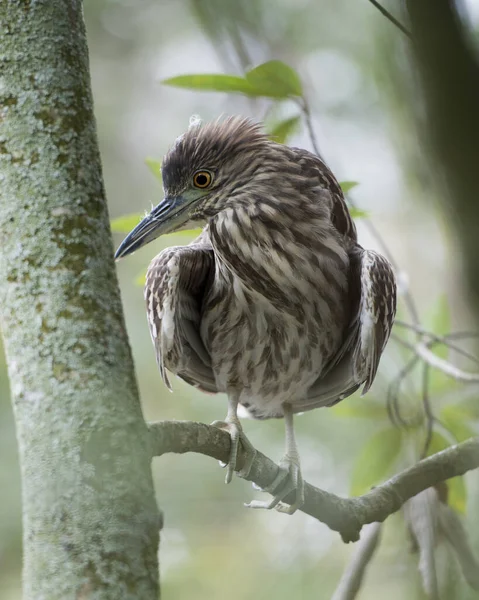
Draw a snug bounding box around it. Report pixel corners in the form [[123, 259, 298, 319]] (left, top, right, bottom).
[[448, 476, 467, 514], [440, 405, 476, 442], [349, 207, 369, 219], [167, 228, 203, 240], [425, 430, 450, 456], [245, 61, 303, 98], [162, 62, 303, 99], [340, 181, 359, 194], [458, 396, 479, 419], [350, 427, 402, 496], [135, 270, 147, 286], [145, 157, 162, 182], [111, 211, 203, 239], [423, 295, 452, 391], [268, 115, 301, 144], [162, 74, 258, 96], [429, 295, 451, 337], [110, 213, 143, 233], [426, 430, 467, 513], [332, 400, 387, 420]]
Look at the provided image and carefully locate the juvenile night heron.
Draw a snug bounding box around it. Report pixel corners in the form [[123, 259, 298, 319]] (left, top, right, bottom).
[[115, 116, 396, 514]]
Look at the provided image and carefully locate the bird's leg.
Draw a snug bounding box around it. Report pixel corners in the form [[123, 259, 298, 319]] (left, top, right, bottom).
[[245, 402, 304, 515], [211, 395, 256, 484]]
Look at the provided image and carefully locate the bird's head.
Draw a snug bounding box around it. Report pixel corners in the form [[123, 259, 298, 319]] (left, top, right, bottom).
[[115, 116, 273, 259]]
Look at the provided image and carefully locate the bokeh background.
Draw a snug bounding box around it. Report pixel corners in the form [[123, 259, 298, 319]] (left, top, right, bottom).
[[2, 1, 479, 598]]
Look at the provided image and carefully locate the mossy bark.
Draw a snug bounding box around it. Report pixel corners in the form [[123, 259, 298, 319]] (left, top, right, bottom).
[[0, 1, 161, 597]]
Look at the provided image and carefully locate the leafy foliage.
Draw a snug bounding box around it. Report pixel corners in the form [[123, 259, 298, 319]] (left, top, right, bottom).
[[427, 295, 451, 360], [349, 207, 369, 219], [350, 426, 402, 496], [331, 399, 387, 420], [267, 115, 301, 144], [440, 405, 477, 443], [339, 181, 359, 194], [162, 74, 260, 96], [110, 213, 143, 234], [245, 61, 303, 98], [163, 61, 303, 99], [145, 157, 162, 182], [110, 213, 201, 239]]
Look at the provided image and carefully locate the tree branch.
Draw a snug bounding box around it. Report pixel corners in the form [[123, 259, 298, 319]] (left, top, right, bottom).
[[148, 420, 479, 542], [331, 522, 383, 600]]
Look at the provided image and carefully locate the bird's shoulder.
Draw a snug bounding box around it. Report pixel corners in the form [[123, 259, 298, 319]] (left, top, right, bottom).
[[289, 147, 358, 242], [146, 235, 214, 303]]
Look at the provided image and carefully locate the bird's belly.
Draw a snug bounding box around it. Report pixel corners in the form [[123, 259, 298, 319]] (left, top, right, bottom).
[[201, 299, 340, 418]]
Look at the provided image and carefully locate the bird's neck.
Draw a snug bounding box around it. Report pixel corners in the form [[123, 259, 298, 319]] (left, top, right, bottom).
[[207, 204, 349, 311]]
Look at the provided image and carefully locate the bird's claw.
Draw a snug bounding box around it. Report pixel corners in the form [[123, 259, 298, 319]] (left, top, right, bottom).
[[245, 454, 304, 515], [211, 419, 256, 484]]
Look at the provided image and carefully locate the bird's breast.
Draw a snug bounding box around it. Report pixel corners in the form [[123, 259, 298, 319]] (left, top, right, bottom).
[[200, 262, 346, 418]]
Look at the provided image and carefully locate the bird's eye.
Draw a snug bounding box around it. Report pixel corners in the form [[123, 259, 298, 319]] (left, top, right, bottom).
[[193, 170, 212, 189]]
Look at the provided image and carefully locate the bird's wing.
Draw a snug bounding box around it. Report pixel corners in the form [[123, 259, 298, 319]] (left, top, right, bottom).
[[303, 246, 396, 410], [291, 147, 358, 241], [353, 248, 396, 393], [145, 242, 217, 393]]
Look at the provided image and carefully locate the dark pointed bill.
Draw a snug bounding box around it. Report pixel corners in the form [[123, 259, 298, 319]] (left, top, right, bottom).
[[114, 197, 183, 260]]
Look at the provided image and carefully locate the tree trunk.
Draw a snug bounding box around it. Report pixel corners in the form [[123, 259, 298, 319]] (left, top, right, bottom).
[[0, 1, 161, 598], [406, 0, 479, 307]]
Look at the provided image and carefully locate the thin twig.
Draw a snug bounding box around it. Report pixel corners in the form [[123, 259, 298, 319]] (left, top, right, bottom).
[[297, 97, 323, 159], [331, 523, 383, 600], [421, 360, 434, 458], [366, 0, 412, 38], [416, 342, 479, 382], [394, 321, 479, 365], [403, 488, 440, 600], [386, 347, 419, 428], [393, 335, 479, 383], [148, 420, 479, 543], [389, 330, 479, 450]]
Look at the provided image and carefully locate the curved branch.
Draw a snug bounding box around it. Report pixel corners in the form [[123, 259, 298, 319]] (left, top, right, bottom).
[[148, 420, 479, 543], [415, 342, 479, 382]]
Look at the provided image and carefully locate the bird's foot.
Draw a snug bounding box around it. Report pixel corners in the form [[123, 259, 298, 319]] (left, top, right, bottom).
[[211, 418, 257, 484], [245, 453, 304, 515]]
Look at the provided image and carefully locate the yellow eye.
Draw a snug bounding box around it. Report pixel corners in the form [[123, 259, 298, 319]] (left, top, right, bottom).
[[193, 170, 212, 189]]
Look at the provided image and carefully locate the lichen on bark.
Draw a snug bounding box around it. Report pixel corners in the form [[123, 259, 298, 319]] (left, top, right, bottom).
[[0, 1, 161, 598]]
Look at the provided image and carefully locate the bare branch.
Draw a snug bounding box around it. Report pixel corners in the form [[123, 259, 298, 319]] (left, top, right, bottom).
[[366, 0, 412, 38], [421, 360, 434, 458], [148, 420, 479, 543], [394, 321, 479, 365], [392, 335, 479, 383], [331, 522, 383, 600], [297, 97, 323, 159], [416, 343, 479, 383], [404, 488, 440, 600]]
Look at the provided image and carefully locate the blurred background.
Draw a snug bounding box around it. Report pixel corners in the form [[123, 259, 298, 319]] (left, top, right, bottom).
[[2, 0, 479, 598]]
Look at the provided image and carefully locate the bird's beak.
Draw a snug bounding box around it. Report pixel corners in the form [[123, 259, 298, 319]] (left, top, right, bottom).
[[114, 196, 186, 259]]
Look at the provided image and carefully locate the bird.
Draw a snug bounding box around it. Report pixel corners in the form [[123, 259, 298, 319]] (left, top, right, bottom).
[[114, 116, 397, 514]]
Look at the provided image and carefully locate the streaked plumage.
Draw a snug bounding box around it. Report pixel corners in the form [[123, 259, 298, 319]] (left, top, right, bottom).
[[116, 116, 396, 513]]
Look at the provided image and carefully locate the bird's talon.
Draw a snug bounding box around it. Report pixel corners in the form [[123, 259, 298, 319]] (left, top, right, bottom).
[[211, 417, 255, 484], [246, 455, 304, 514]]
